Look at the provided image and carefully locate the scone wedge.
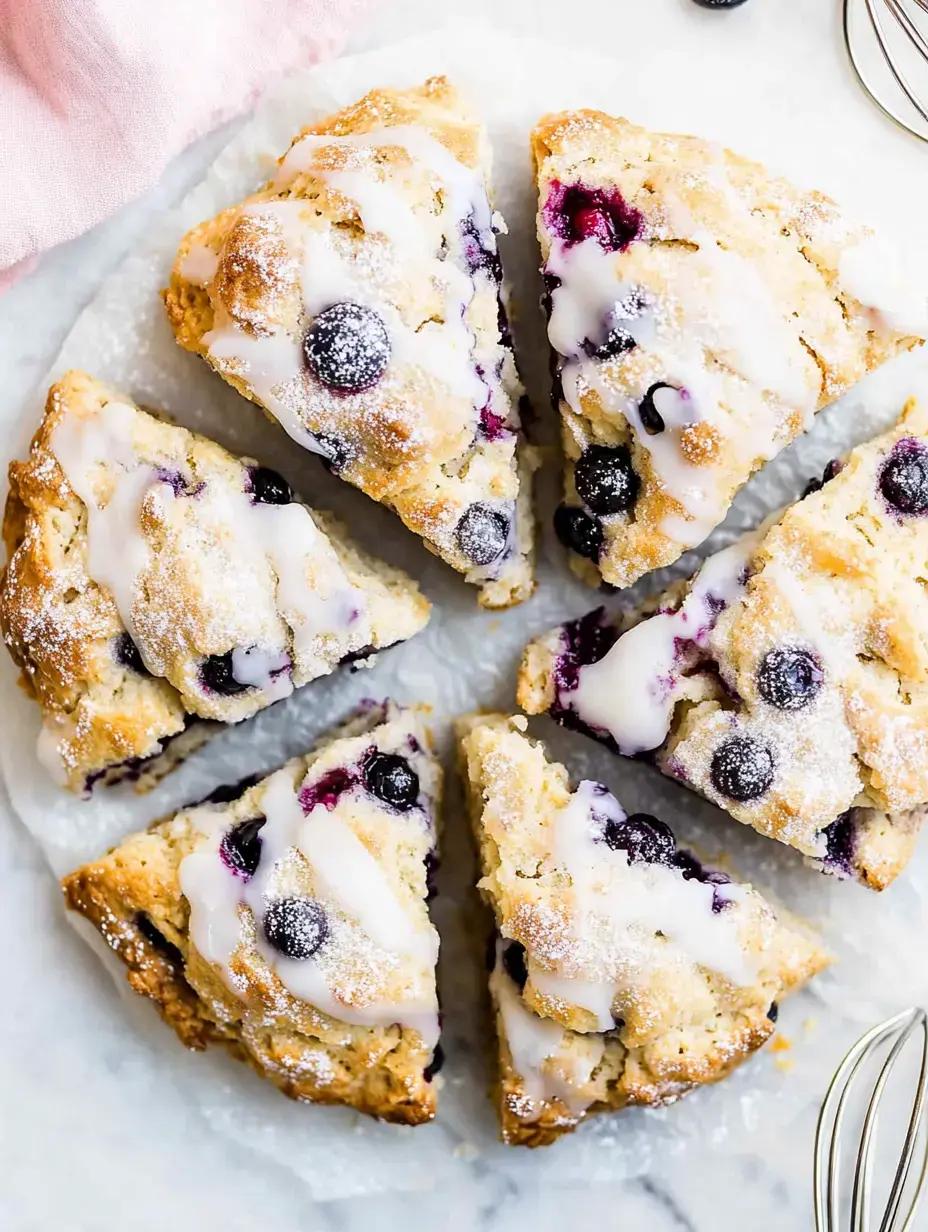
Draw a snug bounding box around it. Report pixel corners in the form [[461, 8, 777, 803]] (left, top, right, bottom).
[[534, 109, 928, 587], [519, 399, 928, 890], [165, 76, 538, 609], [0, 371, 430, 794], [457, 713, 829, 1146], [63, 702, 442, 1124]]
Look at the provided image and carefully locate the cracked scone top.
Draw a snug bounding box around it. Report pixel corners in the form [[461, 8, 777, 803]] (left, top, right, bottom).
[[0, 372, 430, 794], [533, 109, 928, 588], [457, 714, 827, 1146], [519, 398, 928, 890], [164, 76, 537, 609], [63, 702, 442, 1124]]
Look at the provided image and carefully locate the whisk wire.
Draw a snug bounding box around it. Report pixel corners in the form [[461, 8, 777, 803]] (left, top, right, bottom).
[[844, 0, 928, 140], [815, 1008, 928, 1232]]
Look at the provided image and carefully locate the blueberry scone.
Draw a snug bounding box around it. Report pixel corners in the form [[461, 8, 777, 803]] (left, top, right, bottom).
[[63, 701, 442, 1123], [533, 109, 928, 588], [457, 714, 827, 1147], [0, 371, 430, 794], [164, 76, 537, 609], [519, 398, 928, 890]]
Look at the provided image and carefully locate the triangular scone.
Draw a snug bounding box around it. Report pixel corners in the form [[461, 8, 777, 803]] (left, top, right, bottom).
[[519, 398, 928, 891], [164, 76, 538, 609], [533, 109, 928, 588], [63, 701, 442, 1124], [0, 371, 430, 794], [457, 714, 828, 1147]]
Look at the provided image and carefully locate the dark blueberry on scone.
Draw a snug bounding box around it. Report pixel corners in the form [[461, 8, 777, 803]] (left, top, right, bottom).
[[574, 445, 639, 515], [113, 631, 149, 675], [457, 713, 829, 1147], [879, 438, 928, 515], [757, 646, 823, 711], [533, 108, 926, 590], [263, 896, 330, 959], [199, 651, 252, 696], [455, 503, 509, 566], [299, 765, 357, 812], [302, 302, 391, 394], [363, 750, 420, 810], [219, 816, 265, 880], [165, 79, 538, 610], [61, 702, 443, 1124], [248, 465, 292, 505], [0, 372, 432, 794], [554, 505, 604, 561], [518, 399, 928, 890]]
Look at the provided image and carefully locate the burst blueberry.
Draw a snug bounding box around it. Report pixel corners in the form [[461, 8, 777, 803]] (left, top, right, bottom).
[[455, 504, 509, 566], [303, 302, 391, 394], [639, 383, 679, 436], [502, 941, 528, 991], [879, 439, 928, 515], [220, 816, 266, 880], [574, 445, 639, 515], [757, 646, 823, 711], [710, 736, 774, 802], [113, 631, 149, 676], [248, 465, 291, 505], [363, 751, 420, 810], [601, 812, 676, 865], [554, 505, 604, 561], [199, 651, 251, 696], [544, 182, 644, 253], [263, 897, 329, 960]]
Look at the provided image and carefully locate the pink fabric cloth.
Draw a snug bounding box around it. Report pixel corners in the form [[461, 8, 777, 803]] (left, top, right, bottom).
[[0, 0, 372, 287]]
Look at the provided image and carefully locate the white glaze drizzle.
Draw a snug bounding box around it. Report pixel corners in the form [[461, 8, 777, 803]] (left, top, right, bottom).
[[181, 769, 440, 1045], [564, 531, 762, 754], [491, 947, 604, 1112], [545, 181, 818, 547], [530, 781, 755, 1011], [838, 234, 928, 337], [179, 244, 219, 287], [205, 124, 499, 457], [50, 398, 368, 692]]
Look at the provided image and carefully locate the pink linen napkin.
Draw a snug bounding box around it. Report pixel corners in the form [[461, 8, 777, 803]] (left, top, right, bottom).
[[0, 0, 373, 288]]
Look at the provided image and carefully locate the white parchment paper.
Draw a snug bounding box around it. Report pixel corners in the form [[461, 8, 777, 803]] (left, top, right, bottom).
[[3, 27, 928, 1204]]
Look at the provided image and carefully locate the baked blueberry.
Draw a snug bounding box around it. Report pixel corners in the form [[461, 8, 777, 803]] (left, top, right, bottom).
[[574, 445, 639, 515], [822, 811, 856, 876], [203, 774, 260, 805], [299, 766, 356, 813], [455, 504, 509, 566], [200, 651, 251, 696], [691, 0, 749, 6], [303, 302, 391, 394], [879, 439, 928, 515], [802, 459, 844, 499], [135, 913, 183, 966], [502, 940, 528, 991], [544, 183, 644, 253], [589, 324, 637, 361], [219, 816, 265, 880], [638, 383, 679, 436], [757, 646, 823, 711], [113, 631, 149, 676], [248, 465, 291, 505], [767, 1002, 779, 1023], [460, 213, 502, 282], [601, 812, 676, 865], [363, 751, 420, 810], [423, 1042, 445, 1082], [710, 736, 774, 802], [554, 505, 604, 561], [263, 896, 329, 960]]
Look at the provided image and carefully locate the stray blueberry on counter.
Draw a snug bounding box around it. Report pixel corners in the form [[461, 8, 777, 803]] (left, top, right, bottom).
[[263, 896, 329, 960], [363, 750, 420, 810], [455, 503, 509, 566], [303, 302, 391, 394], [248, 465, 292, 505], [710, 736, 775, 803], [574, 445, 639, 514], [554, 505, 604, 561]]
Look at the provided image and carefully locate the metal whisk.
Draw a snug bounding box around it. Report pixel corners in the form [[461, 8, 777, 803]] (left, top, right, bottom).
[[814, 1007, 928, 1231], [844, 0, 928, 142]]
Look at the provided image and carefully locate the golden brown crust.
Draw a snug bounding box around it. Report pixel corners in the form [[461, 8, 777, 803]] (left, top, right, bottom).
[[533, 109, 927, 589], [164, 77, 536, 609], [62, 704, 441, 1125]]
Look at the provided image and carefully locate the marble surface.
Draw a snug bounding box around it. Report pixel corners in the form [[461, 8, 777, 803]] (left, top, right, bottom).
[[1, 2, 925, 1229]]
